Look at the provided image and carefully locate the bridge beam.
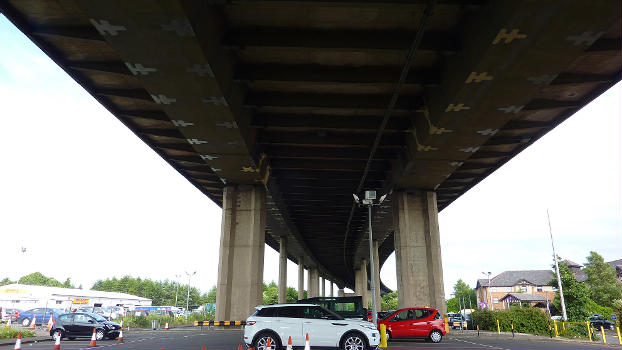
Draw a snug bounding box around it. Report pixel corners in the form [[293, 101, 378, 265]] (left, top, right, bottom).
[[215, 185, 266, 321], [393, 190, 446, 313]]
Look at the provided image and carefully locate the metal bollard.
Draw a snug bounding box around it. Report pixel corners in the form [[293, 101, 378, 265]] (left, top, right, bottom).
[[553, 321, 559, 338], [379, 324, 387, 348], [586, 321, 592, 342], [616, 325, 621, 345], [496, 319, 500, 334], [443, 316, 449, 333], [477, 324, 480, 337], [600, 326, 607, 344], [511, 322, 514, 338]]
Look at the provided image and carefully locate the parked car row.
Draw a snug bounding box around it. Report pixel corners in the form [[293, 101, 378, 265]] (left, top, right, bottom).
[[244, 304, 447, 350]]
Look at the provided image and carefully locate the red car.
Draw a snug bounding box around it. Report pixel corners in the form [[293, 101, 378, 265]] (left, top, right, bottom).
[[377, 307, 446, 343]]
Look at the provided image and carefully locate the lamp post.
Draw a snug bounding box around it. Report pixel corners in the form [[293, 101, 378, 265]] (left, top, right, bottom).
[[482, 272, 493, 310], [174, 274, 181, 308], [353, 190, 386, 325], [185, 271, 196, 321], [547, 210, 567, 321]]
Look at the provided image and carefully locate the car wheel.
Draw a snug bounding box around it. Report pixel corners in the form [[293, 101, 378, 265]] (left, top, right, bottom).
[[96, 329, 105, 341], [253, 332, 280, 350], [342, 333, 366, 350], [21, 318, 30, 327], [429, 330, 443, 343]]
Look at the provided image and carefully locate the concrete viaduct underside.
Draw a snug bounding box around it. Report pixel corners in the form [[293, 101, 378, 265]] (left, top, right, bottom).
[[2, 0, 620, 320]]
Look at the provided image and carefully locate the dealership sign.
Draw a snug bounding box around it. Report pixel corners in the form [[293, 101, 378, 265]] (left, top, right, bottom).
[[72, 298, 89, 304]]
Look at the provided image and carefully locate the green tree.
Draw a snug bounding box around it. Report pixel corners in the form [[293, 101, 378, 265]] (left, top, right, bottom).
[[583, 251, 622, 307], [18, 272, 65, 287], [446, 279, 477, 312], [381, 291, 398, 311], [205, 286, 217, 304], [286, 287, 298, 303], [549, 261, 591, 321], [0, 278, 15, 286], [263, 281, 279, 305]]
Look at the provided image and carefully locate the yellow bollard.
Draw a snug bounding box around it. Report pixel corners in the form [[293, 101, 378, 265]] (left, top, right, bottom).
[[379, 324, 387, 348], [496, 319, 500, 334], [444, 316, 449, 333], [586, 321, 592, 342], [562, 321, 566, 330], [600, 326, 607, 344], [616, 326, 621, 345], [553, 321, 559, 338]]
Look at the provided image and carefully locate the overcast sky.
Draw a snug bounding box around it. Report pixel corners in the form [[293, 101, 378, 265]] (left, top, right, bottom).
[[1, 16, 620, 298]]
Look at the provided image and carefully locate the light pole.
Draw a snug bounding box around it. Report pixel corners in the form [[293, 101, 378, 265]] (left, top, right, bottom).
[[482, 272, 493, 310], [353, 190, 386, 325], [174, 274, 181, 308], [185, 271, 196, 321], [547, 210, 567, 321]]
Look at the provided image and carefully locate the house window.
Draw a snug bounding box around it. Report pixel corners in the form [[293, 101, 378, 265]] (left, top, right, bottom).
[[537, 286, 543, 292], [493, 298, 499, 303], [521, 286, 527, 292]]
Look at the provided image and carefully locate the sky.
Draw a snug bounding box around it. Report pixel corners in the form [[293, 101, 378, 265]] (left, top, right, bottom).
[[0, 15, 620, 299]]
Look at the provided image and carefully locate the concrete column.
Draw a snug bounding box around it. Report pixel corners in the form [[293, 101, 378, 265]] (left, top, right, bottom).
[[321, 277, 325, 297], [298, 256, 305, 300], [308, 268, 320, 297], [355, 259, 368, 307], [278, 236, 288, 304], [392, 190, 446, 313], [215, 185, 266, 321], [330, 281, 334, 297], [338, 288, 345, 297], [372, 240, 382, 310]]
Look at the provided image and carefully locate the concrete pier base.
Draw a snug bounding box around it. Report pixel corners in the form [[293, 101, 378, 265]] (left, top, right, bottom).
[[215, 185, 266, 321], [393, 190, 446, 313], [278, 236, 288, 304]]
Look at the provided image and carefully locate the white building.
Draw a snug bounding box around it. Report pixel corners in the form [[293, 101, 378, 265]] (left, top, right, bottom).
[[0, 284, 151, 311]]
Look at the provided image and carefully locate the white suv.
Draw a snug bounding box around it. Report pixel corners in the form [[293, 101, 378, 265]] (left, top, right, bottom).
[[244, 304, 379, 350]]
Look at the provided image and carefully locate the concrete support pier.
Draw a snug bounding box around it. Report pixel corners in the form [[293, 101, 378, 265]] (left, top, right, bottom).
[[330, 281, 334, 297], [392, 190, 446, 313], [308, 268, 320, 297], [338, 288, 345, 297], [215, 185, 266, 321], [372, 240, 381, 310], [298, 257, 305, 300], [355, 259, 368, 307], [278, 236, 288, 304], [321, 277, 325, 297]]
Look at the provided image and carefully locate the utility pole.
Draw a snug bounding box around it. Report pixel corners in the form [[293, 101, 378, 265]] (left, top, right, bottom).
[[547, 210, 567, 321], [174, 274, 180, 308], [185, 271, 196, 321], [353, 190, 387, 325]]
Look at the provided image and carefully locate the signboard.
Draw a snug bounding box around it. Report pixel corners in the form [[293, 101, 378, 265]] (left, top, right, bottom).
[[72, 298, 89, 304]]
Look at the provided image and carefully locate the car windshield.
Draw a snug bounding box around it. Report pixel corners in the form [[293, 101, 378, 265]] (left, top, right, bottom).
[[90, 313, 107, 322]]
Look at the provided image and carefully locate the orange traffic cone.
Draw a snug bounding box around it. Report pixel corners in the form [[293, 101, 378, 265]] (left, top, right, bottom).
[[89, 328, 97, 347], [202, 346, 207, 350], [304, 333, 310, 350], [53, 331, 61, 350], [286, 336, 293, 350], [118, 328, 124, 342], [266, 338, 271, 348], [28, 315, 37, 330], [47, 313, 54, 331], [237, 344, 242, 350], [164, 321, 169, 330], [13, 332, 21, 350]]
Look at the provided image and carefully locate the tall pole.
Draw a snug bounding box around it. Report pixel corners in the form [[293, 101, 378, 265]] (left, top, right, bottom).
[[548, 210, 567, 321], [368, 204, 378, 325], [185, 271, 196, 321], [174, 274, 180, 308]]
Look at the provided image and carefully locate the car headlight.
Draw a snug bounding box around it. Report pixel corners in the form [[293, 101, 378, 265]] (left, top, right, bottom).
[[359, 323, 377, 330]]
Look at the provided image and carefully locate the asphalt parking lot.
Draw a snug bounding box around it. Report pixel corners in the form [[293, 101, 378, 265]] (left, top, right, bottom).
[[0, 329, 619, 350]]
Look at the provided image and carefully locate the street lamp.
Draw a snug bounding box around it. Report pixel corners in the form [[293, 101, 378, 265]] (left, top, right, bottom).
[[353, 190, 386, 325], [185, 271, 196, 321], [481, 272, 493, 310], [174, 274, 181, 308]]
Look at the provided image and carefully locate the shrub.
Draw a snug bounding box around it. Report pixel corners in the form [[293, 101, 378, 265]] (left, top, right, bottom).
[[471, 306, 550, 336], [0, 328, 36, 339]]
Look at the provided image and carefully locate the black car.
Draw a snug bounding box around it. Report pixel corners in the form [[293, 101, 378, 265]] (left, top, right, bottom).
[[589, 314, 615, 330], [50, 312, 121, 341]]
